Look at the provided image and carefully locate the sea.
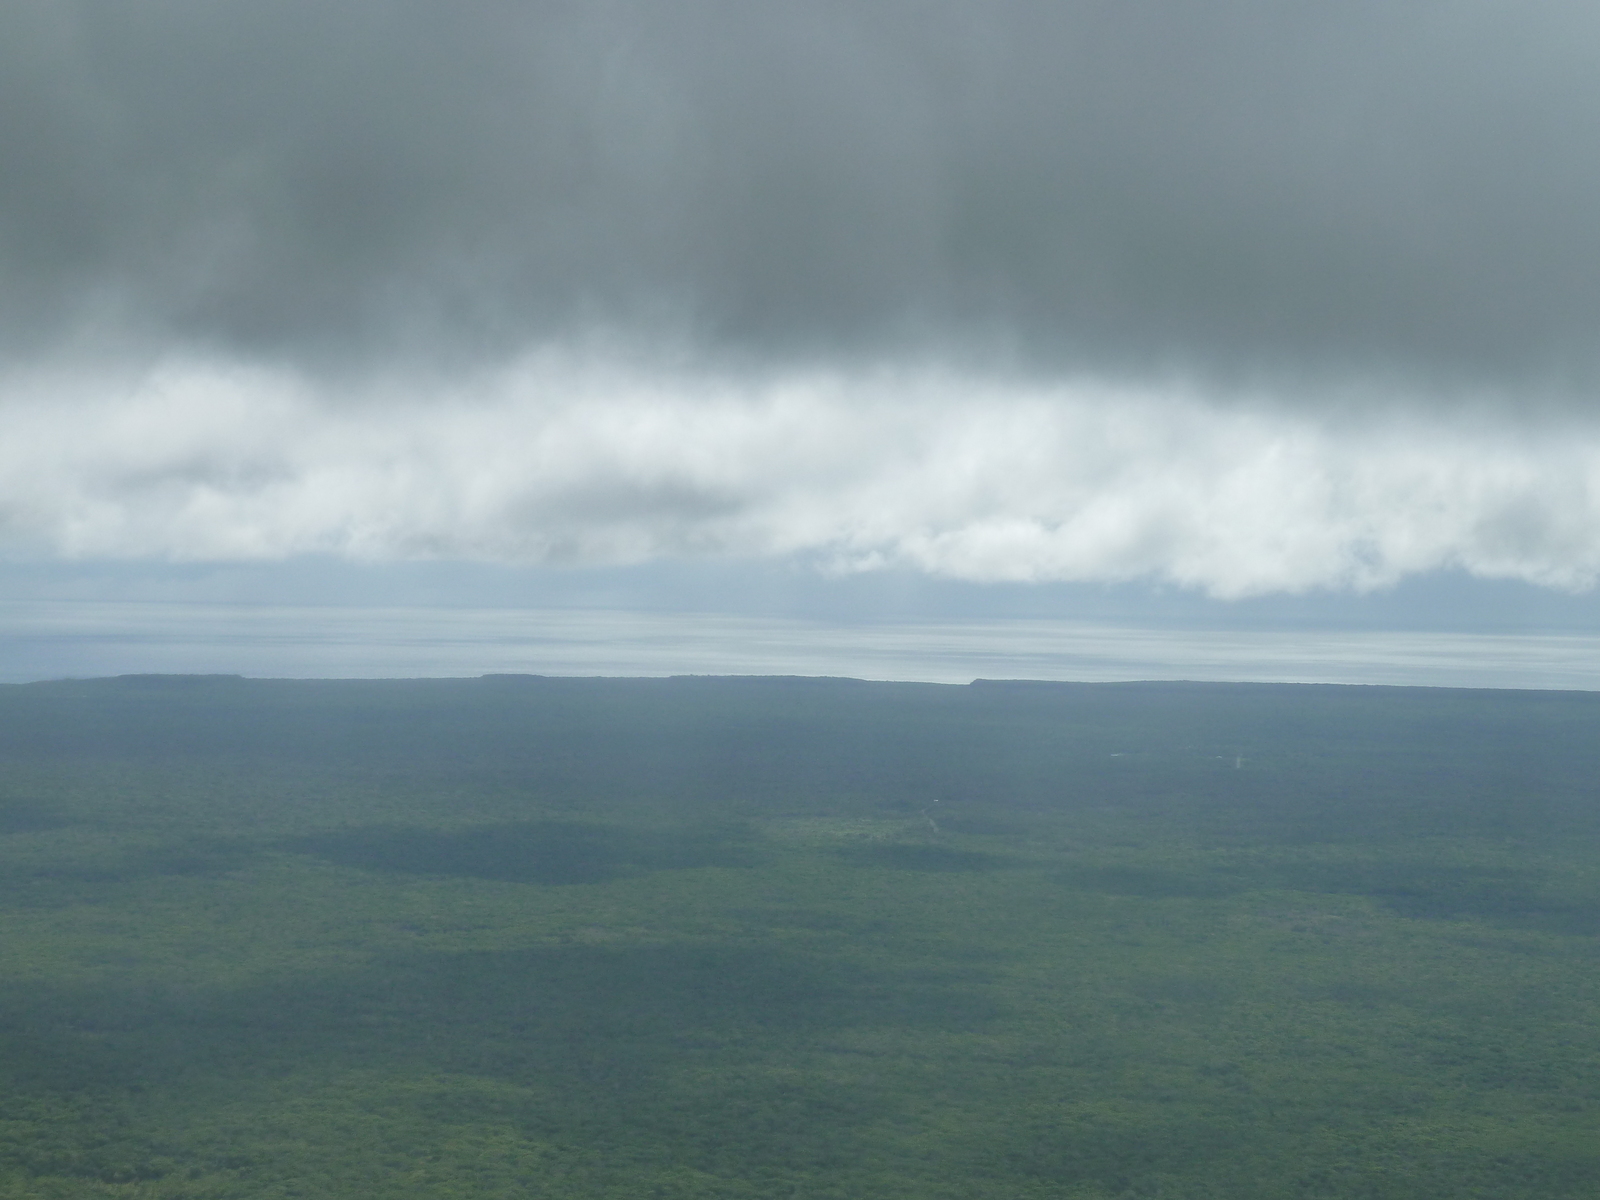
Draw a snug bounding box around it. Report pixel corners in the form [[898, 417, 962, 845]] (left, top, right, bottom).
[[4, 599, 1599, 690]]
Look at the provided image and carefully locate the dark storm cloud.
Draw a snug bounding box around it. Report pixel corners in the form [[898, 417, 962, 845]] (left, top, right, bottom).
[[5, 0, 1600, 386]]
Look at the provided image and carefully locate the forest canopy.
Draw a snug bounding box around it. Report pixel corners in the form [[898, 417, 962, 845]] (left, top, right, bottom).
[[0, 674, 1597, 1198]]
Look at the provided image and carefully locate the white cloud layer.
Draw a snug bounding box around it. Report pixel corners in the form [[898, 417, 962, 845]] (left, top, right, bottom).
[[4, 355, 1600, 598]]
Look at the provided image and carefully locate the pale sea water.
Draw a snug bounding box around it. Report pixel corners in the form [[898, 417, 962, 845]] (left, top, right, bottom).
[[3, 600, 1599, 690]]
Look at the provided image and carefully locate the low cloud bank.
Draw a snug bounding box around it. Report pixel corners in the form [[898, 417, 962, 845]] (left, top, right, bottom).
[[4, 356, 1598, 598]]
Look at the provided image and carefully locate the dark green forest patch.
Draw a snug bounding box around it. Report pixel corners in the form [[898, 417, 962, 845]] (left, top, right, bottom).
[[0, 939, 1003, 1145], [0, 834, 258, 912], [1063, 864, 1252, 898], [0, 929, 1004, 1196], [1285, 860, 1600, 933], [838, 842, 1010, 872], [0, 799, 70, 835], [735, 906, 898, 937], [929, 812, 1031, 835], [285, 819, 761, 885]]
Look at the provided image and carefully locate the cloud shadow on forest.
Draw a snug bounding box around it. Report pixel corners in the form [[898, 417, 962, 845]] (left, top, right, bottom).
[[0, 938, 1004, 1113], [284, 819, 762, 885], [837, 843, 1013, 873]]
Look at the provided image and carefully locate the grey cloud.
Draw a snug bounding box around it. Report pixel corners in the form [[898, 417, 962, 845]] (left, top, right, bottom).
[[5, 1, 1600, 390]]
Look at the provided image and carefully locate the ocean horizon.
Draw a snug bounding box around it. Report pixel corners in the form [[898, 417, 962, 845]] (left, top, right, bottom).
[[5, 599, 1599, 691]]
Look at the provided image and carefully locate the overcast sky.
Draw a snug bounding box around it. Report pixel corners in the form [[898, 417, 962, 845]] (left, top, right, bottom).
[[6, 0, 1600, 677]]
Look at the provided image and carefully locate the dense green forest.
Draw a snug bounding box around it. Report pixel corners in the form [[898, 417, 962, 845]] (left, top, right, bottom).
[[1, 674, 1597, 1198]]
